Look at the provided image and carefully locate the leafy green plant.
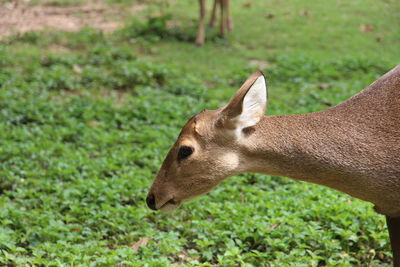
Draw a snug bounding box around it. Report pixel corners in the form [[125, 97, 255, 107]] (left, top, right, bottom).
[[0, 0, 398, 265]]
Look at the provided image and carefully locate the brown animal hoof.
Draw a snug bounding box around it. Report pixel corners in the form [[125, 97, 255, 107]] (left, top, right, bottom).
[[195, 39, 204, 46]]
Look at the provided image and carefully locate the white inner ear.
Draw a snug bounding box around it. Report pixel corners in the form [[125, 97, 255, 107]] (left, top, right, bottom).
[[233, 75, 267, 133]]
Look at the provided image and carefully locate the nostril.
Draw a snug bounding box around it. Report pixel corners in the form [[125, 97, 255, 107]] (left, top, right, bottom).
[[146, 194, 157, 210]]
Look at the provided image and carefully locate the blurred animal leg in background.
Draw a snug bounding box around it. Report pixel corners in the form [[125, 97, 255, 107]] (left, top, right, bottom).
[[225, 0, 233, 31], [219, 0, 231, 37], [196, 0, 231, 46], [219, 0, 227, 38], [195, 0, 206, 46], [209, 0, 218, 27]]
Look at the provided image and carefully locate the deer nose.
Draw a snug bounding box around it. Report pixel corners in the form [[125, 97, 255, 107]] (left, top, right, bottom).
[[146, 194, 157, 210]]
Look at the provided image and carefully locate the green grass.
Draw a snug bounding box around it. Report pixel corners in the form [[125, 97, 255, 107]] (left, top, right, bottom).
[[0, 0, 399, 265], [131, 0, 399, 76]]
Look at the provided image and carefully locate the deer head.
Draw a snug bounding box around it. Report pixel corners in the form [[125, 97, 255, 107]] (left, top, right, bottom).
[[146, 71, 267, 212]]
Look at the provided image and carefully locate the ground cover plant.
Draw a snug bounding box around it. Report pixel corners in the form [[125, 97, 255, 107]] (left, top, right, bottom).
[[0, 0, 399, 266]]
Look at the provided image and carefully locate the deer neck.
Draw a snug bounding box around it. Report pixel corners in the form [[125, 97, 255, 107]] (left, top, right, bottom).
[[239, 111, 362, 190], [239, 65, 400, 186]]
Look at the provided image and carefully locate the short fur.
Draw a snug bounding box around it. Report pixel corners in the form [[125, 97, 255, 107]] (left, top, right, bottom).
[[148, 65, 400, 265], [148, 65, 400, 215], [242, 66, 400, 216]]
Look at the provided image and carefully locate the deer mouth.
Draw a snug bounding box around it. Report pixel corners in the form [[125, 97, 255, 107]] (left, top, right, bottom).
[[159, 199, 180, 213]]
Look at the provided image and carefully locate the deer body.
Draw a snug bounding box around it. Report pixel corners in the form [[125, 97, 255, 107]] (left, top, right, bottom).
[[147, 65, 400, 265], [240, 67, 400, 216], [242, 110, 400, 217]]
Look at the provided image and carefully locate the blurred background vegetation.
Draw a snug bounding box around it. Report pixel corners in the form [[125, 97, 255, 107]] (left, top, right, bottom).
[[0, 0, 399, 265]]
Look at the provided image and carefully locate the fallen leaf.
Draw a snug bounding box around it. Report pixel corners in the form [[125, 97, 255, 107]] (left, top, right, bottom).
[[265, 13, 275, 19], [318, 83, 330, 90], [243, 2, 252, 8], [270, 223, 281, 229], [323, 101, 333, 107], [360, 24, 374, 33], [375, 34, 382, 42], [300, 10, 309, 17], [131, 237, 151, 250], [166, 20, 180, 29], [73, 64, 82, 73], [88, 121, 101, 127]]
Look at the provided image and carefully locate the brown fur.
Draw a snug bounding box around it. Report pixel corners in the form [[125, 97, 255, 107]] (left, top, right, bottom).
[[148, 65, 400, 217], [245, 67, 400, 215], [148, 65, 400, 266]]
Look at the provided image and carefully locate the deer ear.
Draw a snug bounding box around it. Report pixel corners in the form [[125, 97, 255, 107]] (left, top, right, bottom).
[[220, 71, 267, 133]]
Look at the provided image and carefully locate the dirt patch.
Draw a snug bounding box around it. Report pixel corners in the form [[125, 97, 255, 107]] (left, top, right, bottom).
[[0, 0, 147, 39]]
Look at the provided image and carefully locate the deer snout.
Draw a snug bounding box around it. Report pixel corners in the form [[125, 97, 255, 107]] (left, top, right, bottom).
[[146, 191, 180, 211], [146, 194, 157, 210]]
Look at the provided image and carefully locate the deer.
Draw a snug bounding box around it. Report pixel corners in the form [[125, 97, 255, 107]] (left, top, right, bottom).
[[146, 65, 400, 266], [195, 0, 232, 46]]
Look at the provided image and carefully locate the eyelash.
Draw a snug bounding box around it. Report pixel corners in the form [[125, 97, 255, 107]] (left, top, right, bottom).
[[178, 146, 194, 161]]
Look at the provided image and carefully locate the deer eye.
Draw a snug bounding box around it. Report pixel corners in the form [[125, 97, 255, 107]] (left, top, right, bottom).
[[178, 146, 194, 161]]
